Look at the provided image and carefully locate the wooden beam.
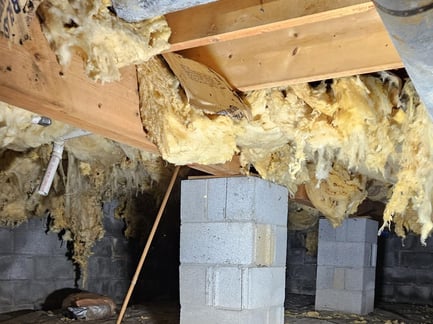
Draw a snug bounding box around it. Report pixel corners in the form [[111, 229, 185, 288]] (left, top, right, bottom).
[[0, 21, 158, 154], [167, 1, 403, 91], [188, 155, 242, 176], [0, 21, 241, 176], [166, 0, 371, 51]]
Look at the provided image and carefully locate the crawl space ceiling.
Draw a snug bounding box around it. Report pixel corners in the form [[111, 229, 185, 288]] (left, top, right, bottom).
[[1, 0, 433, 275]]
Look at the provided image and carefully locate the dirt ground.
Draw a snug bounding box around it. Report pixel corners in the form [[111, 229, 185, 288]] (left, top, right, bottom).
[[1, 294, 433, 323]]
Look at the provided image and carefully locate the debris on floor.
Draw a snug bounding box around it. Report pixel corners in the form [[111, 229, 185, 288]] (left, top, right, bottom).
[[1, 296, 433, 323]]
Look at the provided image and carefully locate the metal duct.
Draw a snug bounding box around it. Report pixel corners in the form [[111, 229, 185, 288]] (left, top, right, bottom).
[[112, 0, 218, 22], [373, 0, 433, 119]]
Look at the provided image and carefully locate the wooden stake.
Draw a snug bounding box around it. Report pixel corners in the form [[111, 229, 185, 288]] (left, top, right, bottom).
[[116, 165, 181, 324]]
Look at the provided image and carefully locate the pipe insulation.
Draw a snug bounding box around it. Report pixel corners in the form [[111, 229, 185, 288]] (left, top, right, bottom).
[[111, 0, 218, 22], [373, 0, 433, 119]]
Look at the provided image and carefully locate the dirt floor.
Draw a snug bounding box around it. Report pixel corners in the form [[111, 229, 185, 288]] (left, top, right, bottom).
[[1, 294, 433, 323]]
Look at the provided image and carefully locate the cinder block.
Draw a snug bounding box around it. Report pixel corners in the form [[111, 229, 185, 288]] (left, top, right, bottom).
[[86, 279, 114, 296], [400, 251, 433, 269], [181, 222, 284, 266], [241, 267, 285, 309], [111, 237, 131, 257], [239, 306, 283, 324], [335, 221, 348, 242], [181, 177, 287, 225], [226, 177, 256, 221], [315, 289, 374, 315], [0, 256, 34, 280], [0, 255, 13, 279], [180, 222, 255, 265], [87, 256, 113, 279], [255, 224, 275, 267], [11, 256, 34, 280], [316, 266, 334, 290], [181, 179, 208, 222], [110, 258, 132, 279], [0, 280, 14, 306], [106, 279, 129, 304], [14, 280, 51, 308], [102, 202, 124, 237], [34, 256, 74, 280], [91, 237, 112, 257], [286, 278, 316, 295], [54, 279, 77, 290], [288, 231, 306, 248], [274, 226, 288, 267], [253, 178, 288, 226], [212, 267, 242, 310], [180, 305, 283, 324], [318, 218, 336, 242], [333, 267, 345, 290], [371, 243, 377, 267], [206, 178, 227, 222], [267, 306, 284, 324], [224, 177, 287, 225], [394, 285, 432, 304], [376, 284, 394, 300], [288, 264, 316, 281], [286, 248, 305, 265], [362, 289, 375, 314], [345, 267, 376, 291], [14, 225, 64, 256], [317, 241, 372, 267], [347, 218, 378, 244], [180, 265, 208, 306], [0, 228, 13, 253]]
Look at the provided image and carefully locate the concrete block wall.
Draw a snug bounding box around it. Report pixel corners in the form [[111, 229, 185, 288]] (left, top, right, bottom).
[[286, 229, 318, 295], [376, 231, 433, 305], [86, 201, 135, 303], [0, 217, 74, 313], [315, 218, 378, 315], [0, 201, 134, 313], [180, 177, 288, 324]]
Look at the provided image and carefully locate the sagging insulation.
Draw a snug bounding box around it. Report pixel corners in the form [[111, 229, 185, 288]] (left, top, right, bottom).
[[137, 57, 239, 165], [0, 102, 173, 280], [137, 57, 433, 243], [36, 0, 170, 82]]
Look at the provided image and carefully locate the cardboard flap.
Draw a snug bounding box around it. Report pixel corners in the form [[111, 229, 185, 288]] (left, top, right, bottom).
[[163, 52, 251, 120]]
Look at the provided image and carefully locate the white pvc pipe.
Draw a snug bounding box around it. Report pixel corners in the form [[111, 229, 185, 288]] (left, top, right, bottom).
[[38, 129, 91, 196], [38, 140, 65, 196]]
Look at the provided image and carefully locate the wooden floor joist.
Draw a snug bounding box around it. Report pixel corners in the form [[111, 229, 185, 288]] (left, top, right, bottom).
[[166, 0, 372, 52], [167, 0, 403, 91], [0, 21, 158, 154]]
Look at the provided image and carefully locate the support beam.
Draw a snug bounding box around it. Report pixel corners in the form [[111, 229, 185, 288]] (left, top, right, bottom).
[[167, 1, 403, 91], [166, 0, 372, 51], [188, 155, 242, 176], [0, 21, 158, 154]]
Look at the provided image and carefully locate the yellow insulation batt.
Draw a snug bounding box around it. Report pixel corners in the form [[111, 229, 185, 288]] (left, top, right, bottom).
[[0, 102, 173, 280], [138, 67, 433, 243], [137, 57, 240, 165], [37, 0, 171, 82]]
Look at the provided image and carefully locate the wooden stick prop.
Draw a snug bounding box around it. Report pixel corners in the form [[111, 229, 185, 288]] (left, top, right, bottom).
[[116, 165, 181, 324]]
